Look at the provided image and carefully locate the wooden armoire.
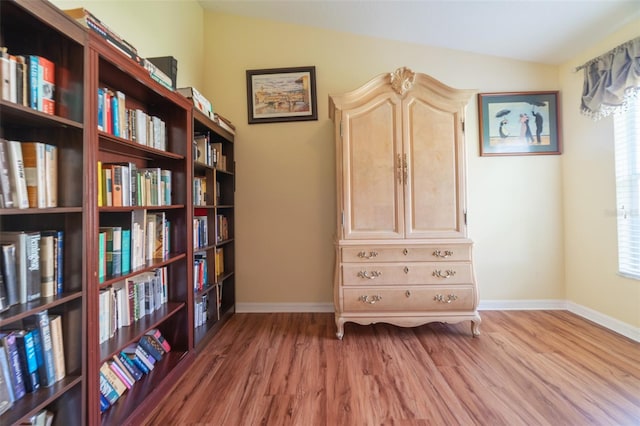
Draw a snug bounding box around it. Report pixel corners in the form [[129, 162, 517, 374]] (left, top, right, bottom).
[[329, 67, 481, 339]]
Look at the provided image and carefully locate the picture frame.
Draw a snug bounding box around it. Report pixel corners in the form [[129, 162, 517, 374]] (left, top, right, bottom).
[[246, 66, 318, 124], [478, 91, 561, 156]]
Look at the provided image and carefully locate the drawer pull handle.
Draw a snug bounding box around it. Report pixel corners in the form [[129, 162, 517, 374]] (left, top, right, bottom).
[[403, 248, 409, 255], [359, 294, 382, 304], [357, 251, 379, 259], [434, 294, 458, 304], [405, 290, 411, 298], [357, 270, 382, 279], [432, 269, 456, 279], [404, 266, 409, 273], [433, 250, 453, 258]]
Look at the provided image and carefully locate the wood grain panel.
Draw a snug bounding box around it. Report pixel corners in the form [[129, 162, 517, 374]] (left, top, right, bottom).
[[142, 311, 640, 425]]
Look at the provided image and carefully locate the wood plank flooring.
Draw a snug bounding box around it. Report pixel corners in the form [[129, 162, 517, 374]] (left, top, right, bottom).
[[142, 311, 640, 425]]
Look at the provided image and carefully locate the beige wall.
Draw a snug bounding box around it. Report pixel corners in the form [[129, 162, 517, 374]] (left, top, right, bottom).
[[48, 1, 639, 331], [51, 0, 205, 89], [560, 19, 640, 328], [202, 13, 564, 306]]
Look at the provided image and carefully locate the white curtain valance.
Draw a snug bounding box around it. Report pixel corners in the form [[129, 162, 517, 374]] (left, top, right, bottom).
[[576, 37, 640, 120]]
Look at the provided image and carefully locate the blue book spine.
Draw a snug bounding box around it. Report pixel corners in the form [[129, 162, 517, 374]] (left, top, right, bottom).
[[55, 231, 64, 295], [28, 56, 39, 110], [121, 229, 131, 274], [15, 331, 40, 393], [111, 95, 120, 137], [117, 352, 142, 381], [32, 311, 56, 387], [99, 371, 119, 404], [99, 393, 111, 412], [97, 88, 105, 131]]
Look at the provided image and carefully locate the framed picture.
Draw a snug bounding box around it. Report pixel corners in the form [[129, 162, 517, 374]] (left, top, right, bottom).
[[246, 66, 318, 124], [478, 91, 561, 156]]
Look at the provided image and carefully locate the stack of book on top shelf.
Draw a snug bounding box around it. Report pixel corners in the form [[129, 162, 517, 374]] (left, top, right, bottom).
[[177, 87, 214, 119], [99, 328, 171, 412]]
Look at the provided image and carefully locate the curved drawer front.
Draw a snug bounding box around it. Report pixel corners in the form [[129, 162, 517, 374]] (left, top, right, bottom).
[[342, 262, 473, 285], [343, 286, 475, 311], [341, 245, 471, 262]]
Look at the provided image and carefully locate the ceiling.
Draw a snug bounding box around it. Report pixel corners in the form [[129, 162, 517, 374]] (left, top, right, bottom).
[[198, 0, 640, 64]]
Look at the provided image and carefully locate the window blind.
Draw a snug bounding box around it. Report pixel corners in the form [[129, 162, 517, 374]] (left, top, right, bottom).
[[614, 95, 640, 279]]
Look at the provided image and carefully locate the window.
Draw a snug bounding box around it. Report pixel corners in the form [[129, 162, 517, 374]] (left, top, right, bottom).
[[614, 95, 640, 279]]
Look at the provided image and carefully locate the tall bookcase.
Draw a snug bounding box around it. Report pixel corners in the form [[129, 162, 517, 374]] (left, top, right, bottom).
[[0, 1, 87, 425], [191, 109, 235, 349], [86, 28, 194, 426]]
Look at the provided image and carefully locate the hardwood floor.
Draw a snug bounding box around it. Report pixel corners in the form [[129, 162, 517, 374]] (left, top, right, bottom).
[[142, 311, 640, 425]]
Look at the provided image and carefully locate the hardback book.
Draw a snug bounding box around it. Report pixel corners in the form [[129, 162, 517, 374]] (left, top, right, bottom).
[[27, 55, 38, 110], [39, 232, 55, 298], [138, 334, 164, 362], [121, 350, 149, 375], [0, 346, 15, 404], [130, 209, 147, 270], [121, 228, 131, 275], [0, 345, 12, 414], [20, 142, 47, 208], [24, 231, 42, 301], [0, 139, 14, 208], [1, 233, 27, 304], [99, 226, 122, 277], [100, 361, 126, 396], [0, 246, 18, 309], [99, 370, 119, 405], [122, 343, 154, 371], [111, 355, 136, 385], [108, 360, 132, 390], [145, 328, 171, 353], [117, 352, 142, 381], [43, 144, 57, 207], [98, 231, 106, 283], [146, 56, 177, 90], [37, 56, 55, 115], [41, 230, 63, 295], [25, 311, 56, 387], [0, 331, 26, 401], [48, 315, 66, 382], [0, 48, 10, 102], [5, 139, 29, 209], [99, 393, 111, 412], [13, 329, 40, 393]]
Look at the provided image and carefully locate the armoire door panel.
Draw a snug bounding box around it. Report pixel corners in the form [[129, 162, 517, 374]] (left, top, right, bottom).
[[342, 97, 404, 239], [404, 97, 465, 238]]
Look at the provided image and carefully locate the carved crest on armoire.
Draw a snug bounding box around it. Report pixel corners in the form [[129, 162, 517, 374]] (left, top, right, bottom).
[[329, 67, 481, 339]]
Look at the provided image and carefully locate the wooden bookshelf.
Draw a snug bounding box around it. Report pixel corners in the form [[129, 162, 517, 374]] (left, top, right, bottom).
[[190, 108, 236, 349], [0, 1, 86, 425], [86, 27, 194, 425]]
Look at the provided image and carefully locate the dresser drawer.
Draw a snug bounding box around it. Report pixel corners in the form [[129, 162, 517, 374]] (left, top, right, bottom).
[[342, 286, 475, 312], [342, 262, 473, 285], [341, 245, 471, 262]]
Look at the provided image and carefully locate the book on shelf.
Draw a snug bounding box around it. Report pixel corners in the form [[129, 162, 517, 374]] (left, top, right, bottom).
[[0, 139, 14, 208], [38, 56, 55, 115], [115, 352, 142, 381], [0, 232, 34, 304], [99, 226, 122, 277], [21, 141, 47, 208], [137, 335, 164, 362], [0, 243, 18, 307], [99, 368, 119, 405], [39, 231, 55, 298], [214, 113, 236, 135], [145, 328, 171, 353], [25, 311, 57, 387], [43, 144, 57, 207], [13, 329, 40, 393], [146, 56, 177, 90], [122, 343, 154, 372], [177, 87, 214, 118], [0, 265, 8, 312], [99, 361, 127, 397], [0, 345, 12, 415], [4, 139, 29, 209], [0, 331, 27, 401], [25, 231, 42, 301], [48, 314, 66, 382], [98, 231, 106, 283], [108, 360, 132, 390], [120, 348, 149, 375]]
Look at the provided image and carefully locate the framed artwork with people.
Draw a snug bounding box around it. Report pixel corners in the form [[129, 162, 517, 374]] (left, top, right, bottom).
[[478, 91, 561, 156]]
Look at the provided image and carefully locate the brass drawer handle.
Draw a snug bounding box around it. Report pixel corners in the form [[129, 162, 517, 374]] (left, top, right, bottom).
[[434, 294, 458, 304], [358, 294, 382, 304], [432, 269, 456, 279], [357, 251, 378, 259], [357, 270, 382, 279], [433, 250, 453, 258]]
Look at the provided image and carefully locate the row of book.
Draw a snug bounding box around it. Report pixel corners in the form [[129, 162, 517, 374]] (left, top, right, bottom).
[[193, 248, 225, 293], [98, 211, 170, 282], [97, 88, 168, 151], [98, 162, 172, 208], [0, 139, 58, 210], [0, 48, 55, 115], [99, 328, 171, 413], [0, 230, 64, 312], [193, 132, 227, 170], [192, 214, 229, 250], [63, 8, 175, 92], [0, 311, 66, 416], [194, 283, 223, 328], [193, 178, 221, 207], [99, 268, 168, 344]]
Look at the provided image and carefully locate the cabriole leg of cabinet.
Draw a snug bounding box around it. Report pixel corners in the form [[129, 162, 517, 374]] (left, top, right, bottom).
[[335, 317, 345, 340], [471, 318, 481, 337]]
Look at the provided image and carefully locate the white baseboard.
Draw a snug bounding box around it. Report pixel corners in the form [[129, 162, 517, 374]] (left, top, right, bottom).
[[235, 300, 639, 342]]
